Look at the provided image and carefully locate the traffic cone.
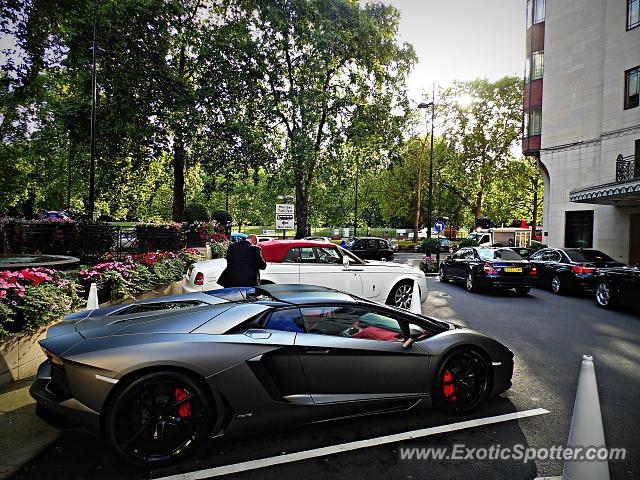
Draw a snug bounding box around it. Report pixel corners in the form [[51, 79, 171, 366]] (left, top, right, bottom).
[[562, 355, 610, 480], [86, 282, 99, 310], [409, 279, 422, 314]]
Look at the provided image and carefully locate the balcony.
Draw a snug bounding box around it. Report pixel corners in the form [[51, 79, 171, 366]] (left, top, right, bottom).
[[570, 154, 640, 206], [616, 154, 639, 182]]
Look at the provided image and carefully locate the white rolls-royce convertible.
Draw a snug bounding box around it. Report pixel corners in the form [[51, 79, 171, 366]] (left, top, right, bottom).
[[182, 240, 427, 309]]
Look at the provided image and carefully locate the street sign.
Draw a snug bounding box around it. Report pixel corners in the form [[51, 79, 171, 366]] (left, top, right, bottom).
[[263, 229, 275, 235], [275, 204, 295, 229], [434, 220, 445, 234]]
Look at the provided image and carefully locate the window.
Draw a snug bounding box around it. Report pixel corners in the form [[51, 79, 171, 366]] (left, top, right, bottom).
[[376, 240, 388, 249], [624, 66, 639, 110], [266, 308, 304, 333], [525, 51, 544, 82], [629, 0, 639, 30], [366, 239, 377, 249], [477, 249, 524, 261], [314, 246, 342, 264], [299, 247, 316, 263], [565, 250, 614, 263], [526, 0, 545, 28], [283, 248, 300, 263], [524, 107, 542, 136], [300, 306, 404, 342], [565, 211, 594, 248]]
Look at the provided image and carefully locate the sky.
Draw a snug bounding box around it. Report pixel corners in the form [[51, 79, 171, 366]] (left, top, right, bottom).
[[381, 0, 527, 104]]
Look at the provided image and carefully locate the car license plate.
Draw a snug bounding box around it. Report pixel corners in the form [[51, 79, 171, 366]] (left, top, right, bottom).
[[505, 267, 522, 273]]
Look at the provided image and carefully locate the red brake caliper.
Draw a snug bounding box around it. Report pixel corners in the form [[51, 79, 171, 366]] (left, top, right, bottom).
[[175, 388, 191, 417], [442, 370, 456, 402]]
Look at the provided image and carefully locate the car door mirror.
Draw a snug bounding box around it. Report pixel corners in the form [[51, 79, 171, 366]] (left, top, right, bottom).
[[343, 255, 350, 267]]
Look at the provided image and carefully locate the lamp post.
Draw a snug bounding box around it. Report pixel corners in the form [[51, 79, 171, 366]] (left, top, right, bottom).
[[354, 164, 360, 238], [88, 8, 98, 220], [418, 86, 436, 242]]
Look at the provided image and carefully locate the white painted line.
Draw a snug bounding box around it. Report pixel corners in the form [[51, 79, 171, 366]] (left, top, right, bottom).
[[156, 407, 550, 480]]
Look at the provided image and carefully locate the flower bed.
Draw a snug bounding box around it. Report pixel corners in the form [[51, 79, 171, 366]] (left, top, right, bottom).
[[0, 248, 202, 337]]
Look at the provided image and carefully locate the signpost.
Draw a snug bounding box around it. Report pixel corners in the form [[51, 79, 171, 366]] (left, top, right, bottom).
[[434, 220, 445, 234], [276, 204, 295, 239]]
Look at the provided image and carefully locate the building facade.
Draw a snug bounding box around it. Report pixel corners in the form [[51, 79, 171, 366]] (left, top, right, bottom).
[[523, 0, 640, 264]]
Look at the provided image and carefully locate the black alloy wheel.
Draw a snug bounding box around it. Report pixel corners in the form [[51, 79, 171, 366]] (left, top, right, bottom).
[[105, 371, 214, 466], [551, 274, 564, 295], [595, 281, 614, 309], [465, 271, 477, 292], [439, 266, 449, 283], [432, 348, 492, 414]]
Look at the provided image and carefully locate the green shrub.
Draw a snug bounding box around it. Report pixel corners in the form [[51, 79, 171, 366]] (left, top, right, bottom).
[[210, 242, 227, 259], [183, 204, 211, 222], [419, 238, 441, 254], [211, 210, 232, 226], [152, 259, 185, 285], [529, 241, 547, 251], [15, 284, 74, 332]]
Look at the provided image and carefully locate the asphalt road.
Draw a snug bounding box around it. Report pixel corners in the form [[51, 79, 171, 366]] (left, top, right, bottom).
[[12, 255, 640, 480]]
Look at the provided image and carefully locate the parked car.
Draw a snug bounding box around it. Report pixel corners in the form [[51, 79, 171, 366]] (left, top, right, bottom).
[[303, 236, 332, 243], [229, 232, 247, 243], [31, 284, 514, 466], [593, 265, 640, 309], [183, 240, 426, 308], [528, 248, 624, 295], [414, 238, 457, 253], [349, 237, 395, 261], [439, 247, 536, 295]]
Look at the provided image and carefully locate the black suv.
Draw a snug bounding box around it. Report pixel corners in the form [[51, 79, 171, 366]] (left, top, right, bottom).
[[349, 237, 395, 261]]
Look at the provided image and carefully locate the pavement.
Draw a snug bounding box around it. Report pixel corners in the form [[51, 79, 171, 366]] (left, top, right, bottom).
[[3, 252, 639, 479]]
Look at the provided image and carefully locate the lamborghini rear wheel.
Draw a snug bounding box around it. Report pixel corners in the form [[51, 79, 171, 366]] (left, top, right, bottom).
[[105, 371, 214, 466]]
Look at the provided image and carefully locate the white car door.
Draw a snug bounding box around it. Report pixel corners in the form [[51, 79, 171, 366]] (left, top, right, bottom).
[[298, 245, 363, 296], [261, 247, 300, 284]]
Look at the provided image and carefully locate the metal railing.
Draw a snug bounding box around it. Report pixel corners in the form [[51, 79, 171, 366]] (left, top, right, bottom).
[[616, 154, 638, 182]]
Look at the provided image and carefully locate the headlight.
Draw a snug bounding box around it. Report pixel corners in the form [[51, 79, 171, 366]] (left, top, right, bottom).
[[41, 347, 64, 365]]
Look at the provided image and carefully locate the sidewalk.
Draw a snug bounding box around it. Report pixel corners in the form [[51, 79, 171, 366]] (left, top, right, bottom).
[[0, 377, 60, 479]]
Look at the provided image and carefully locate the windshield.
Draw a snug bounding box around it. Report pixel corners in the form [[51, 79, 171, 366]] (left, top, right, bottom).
[[565, 250, 615, 263], [477, 248, 524, 261]]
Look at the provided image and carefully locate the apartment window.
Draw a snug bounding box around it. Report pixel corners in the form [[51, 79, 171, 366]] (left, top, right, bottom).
[[629, 0, 639, 30], [565, 211, 594, 248], [524, 107, 542, 136], [526, 0, 545, 28], [625, 66, 639, 110], [524, 51, 544, 82]]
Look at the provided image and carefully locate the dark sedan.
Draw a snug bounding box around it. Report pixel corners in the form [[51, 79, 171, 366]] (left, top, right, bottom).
[[593, 265, 640, 310], [349, 237, 395, 261], [528, 248, 624, 295], [439, 247, 536, 294]]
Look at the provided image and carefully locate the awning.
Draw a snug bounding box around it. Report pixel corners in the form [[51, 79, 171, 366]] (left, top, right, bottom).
[[569, 178, 640, 205]]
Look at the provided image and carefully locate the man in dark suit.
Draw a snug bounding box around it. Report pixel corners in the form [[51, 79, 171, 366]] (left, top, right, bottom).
[[217, 235, 267, 288]]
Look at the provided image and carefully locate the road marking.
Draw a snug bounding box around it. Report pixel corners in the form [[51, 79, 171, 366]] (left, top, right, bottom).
[[156, 407, 550, 480]]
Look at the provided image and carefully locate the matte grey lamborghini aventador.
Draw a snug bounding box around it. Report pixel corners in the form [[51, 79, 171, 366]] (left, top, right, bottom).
[[31, 284, 514, 466]]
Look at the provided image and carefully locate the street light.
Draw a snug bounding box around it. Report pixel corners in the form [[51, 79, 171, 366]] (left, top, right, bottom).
[[418, 85, 436, 241], [88, 8, 98, 220]]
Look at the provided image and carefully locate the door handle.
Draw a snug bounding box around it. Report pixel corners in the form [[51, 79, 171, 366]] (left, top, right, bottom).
[[343, 268, 363, 272]]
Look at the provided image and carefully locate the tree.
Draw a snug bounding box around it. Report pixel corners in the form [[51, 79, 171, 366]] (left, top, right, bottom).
[[249, 0, 415, 237], [437, 77, 523, 220]]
